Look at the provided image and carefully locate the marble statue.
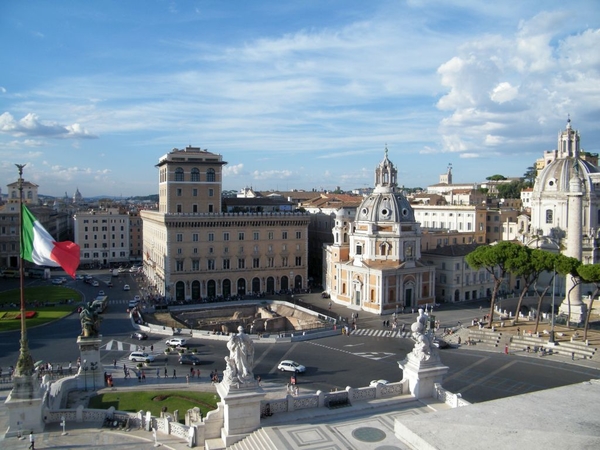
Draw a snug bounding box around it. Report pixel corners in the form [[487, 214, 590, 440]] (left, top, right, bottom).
[[223, 326, 255, 384]]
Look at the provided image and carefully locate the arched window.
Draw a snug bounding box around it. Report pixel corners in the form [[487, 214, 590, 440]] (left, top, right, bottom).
[[356, 244, 362, 255], [207, 168, 215, 182], [175, 167, 184, 181], [191, 168, 200, 182], [545, 209, 553, 224]]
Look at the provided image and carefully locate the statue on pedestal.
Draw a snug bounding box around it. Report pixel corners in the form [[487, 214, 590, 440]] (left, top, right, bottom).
[[223, 326, 255, 385], [407, 308, 438, 363], [79, 303, 101, 338]]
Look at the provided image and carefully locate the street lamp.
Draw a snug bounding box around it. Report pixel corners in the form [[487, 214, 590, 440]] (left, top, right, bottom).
[[549, 266, 556, 344], [90, 362, 98, 391], [83, 360, 88, 391]]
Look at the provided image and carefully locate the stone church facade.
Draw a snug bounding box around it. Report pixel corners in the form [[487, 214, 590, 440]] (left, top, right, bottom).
[[324, 150, 435, 315]]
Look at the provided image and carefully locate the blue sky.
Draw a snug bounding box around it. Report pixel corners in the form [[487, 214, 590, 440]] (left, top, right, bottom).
[[1, 1, 600, 198]]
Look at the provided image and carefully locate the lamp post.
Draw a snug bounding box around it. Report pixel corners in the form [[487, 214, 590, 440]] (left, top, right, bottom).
[[549, 266, 556, 344], [90, 362, 98, 391], [83, 360, 88, 391]]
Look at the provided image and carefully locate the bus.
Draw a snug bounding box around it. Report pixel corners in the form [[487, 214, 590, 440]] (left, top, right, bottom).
[[0, 269, 19, 278], [92, 295, 109, 313], [28, 267, 50, 279]]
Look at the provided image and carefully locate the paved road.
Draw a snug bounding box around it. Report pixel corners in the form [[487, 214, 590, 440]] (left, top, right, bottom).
[[2, 278, 599, 405]]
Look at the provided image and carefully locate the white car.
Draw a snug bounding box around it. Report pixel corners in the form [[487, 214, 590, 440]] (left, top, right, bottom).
[[51, 278, 62, 285], [128, 352, 155, 363], [91, 280, 99, 287], [277, 360, 306, 373], [369, 379, 389, 387], [98, 290, 105, 296], [165, 338, 187, 347], [123, 284, 131, 291], [128, 299, 140, 308], [133, 295, 141, 301]]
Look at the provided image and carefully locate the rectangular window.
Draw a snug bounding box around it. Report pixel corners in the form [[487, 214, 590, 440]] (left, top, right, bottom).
[[282, 231, 288, 239], [267, 257, 274, 268], [238, 258, 245, 269], [223, 232, 230, 241], [208, 204, 214, 213], [282, 256, 288, 267], [253, 232, 259, 240], [192, 233, 199, 242], [193, 248, 198, 254], [295, 256, 302, 266], [296, 231, 301, 239], [177, 248, 182, 255], [253, 258, 260, 268], [176, 204, 182, 213], [176, 233, 183, 242], [176, 188, 182, 197], [193, 204, 198, 213], [176, 260, 184, 271], [238, 232, 244, 241], [192, 188, 198, 197], [268, 231, 274, 240], [192, 260, 200, 271], [209, 188, 214, 197], [223, 259, 230, 269], [207, 259, 215, 270], [208, 233, 214, 241]]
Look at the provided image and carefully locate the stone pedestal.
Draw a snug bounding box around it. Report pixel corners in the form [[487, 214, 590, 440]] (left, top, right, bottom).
[[4, 374, 44, 437], [399, 355, 449, 399], [77, 335, 105, 391], [558, 301, 587, 325], [216, 381, 265, 447]]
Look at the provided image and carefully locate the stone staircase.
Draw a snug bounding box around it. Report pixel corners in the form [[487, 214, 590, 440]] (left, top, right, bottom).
[[467, 329, 503, 348], [228, 428, 277, 450], [509, 334, 597, 360]]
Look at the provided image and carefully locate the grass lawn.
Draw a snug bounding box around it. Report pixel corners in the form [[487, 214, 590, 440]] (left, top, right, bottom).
[[89, 390, 218, 421], [0, 286, 81, 332]]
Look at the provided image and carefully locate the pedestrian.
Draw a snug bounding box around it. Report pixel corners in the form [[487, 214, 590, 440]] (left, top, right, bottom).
[[517, 327, 520, 336], [142, 370, 146, 382], [150, 345, 154, 352], [156, 368, 160, 378], [29, 431, 35, 450], [257, 375, 261, 386], [401, 323, 406, 333], [571, 352, 575, 361], [173, 369, 176, 379], [458, 336, 462, 345], [186, 375, 190, 384], [190, 366, 194, 377], [164, 367, 168, 378], [504, 344, 509, 355], [113, 359, 117, 368]]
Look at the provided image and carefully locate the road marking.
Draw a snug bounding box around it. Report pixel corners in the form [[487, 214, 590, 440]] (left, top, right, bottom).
[[353, 351, 395, 361], [269, 342, 301, 374], [442, 356, 490, 383], [458, 360, 519, 395], [343, 343, 364, 347]]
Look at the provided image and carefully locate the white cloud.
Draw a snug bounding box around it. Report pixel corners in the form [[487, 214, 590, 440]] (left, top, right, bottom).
[[252, 169, 292, 180], [223, 163, 244, 176], [0, 112, 97, 139], [490, 82, 519, 104]]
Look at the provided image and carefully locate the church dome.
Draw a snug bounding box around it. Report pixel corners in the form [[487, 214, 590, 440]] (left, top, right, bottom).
[[356, 192, 415, 223], [533, 157, 598, 194], [355, 149, 416, 224]]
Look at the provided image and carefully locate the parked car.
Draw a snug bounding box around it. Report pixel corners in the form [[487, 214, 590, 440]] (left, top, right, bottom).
[[165, 338, 187, 347], [433, 338, 450, 349], [369, 379, 389, 387], [131, 331, 148, 340], [123, 284, 131, 291], [133, 295, 141, 302], [178, 354, 201, 365], [277, 360, 306, 373], [128, 352, 154, 363], [51, 278, 62, 285], [98, 290, 105, 296]]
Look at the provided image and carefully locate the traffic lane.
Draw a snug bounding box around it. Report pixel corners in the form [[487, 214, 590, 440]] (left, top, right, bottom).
[[252, 336, 409, 392], [439, 348, 600, 403]]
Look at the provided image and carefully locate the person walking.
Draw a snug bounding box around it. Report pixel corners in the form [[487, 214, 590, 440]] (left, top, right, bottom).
[[29, 431, 35, 450], [172, 369, 176, 379]]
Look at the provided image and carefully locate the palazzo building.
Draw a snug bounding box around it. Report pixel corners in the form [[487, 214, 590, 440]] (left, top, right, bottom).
[[141, 146, 310, 301], [323, 150, 436, 314]]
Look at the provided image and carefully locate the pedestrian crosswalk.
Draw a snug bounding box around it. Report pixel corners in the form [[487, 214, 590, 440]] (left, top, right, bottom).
[[349, 328, 411, 339], [102, 339, 140, 352]]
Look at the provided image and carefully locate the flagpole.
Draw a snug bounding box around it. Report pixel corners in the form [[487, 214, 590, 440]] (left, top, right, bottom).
[[14, 163, 34, 377]]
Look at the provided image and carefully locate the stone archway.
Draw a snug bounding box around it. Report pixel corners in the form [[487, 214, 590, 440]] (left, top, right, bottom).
[[191, 280, 201, 301], [207, 280, 216, 298], [222, 279, 231, 298], [252, 277, 261, 293], [266, 276, 275, 294], [237, 278, 246, 296]]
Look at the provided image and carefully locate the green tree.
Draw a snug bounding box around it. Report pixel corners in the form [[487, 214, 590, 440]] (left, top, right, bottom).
[[523, 166, 537, 187], [496, 180, 525, 199], [466, 242, 522, 328], [486, 174, 507, 181], [576, 264, 600, 341], [510, 247, 558, 325]]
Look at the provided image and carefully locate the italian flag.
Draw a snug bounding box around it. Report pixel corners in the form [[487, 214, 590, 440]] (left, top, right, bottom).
[[21, 204, 80, 278]]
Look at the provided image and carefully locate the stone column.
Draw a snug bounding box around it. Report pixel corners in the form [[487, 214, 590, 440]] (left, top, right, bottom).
[[559, 173, 587, 323]]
